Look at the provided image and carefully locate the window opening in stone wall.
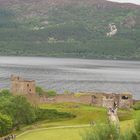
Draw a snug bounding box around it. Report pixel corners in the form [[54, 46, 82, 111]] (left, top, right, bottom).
[[122, 96, 128, 100], [92, 95, 97, 99]]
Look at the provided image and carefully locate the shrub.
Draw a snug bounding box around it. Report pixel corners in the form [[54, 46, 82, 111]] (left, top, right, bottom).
[[3, 95, 36, 127], [82, 124, 120, 140], [36, 108, 75, 121], [83, 118, 140, 140], [119, 131, 137, 140], [47, 90, 57, 97], [64, 90, 71, 95], [36, 87, 57, 97], [0, 89, 11, 96], [133, 102, 140, 110], [0, 113, 13, 137], [36, 86, 44, 96]]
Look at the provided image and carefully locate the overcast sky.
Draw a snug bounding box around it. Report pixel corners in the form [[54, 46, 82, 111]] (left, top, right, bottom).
[[107, 0, 140, 5]]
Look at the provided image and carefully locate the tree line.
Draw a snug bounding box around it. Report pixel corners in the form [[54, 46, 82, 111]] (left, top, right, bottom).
[[0, 90, 75, 137]]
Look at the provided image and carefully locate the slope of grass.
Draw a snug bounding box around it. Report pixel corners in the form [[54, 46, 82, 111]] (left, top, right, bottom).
[[14, 103, 107, 134], [17, 103, 139, 130], [15, 103, 107, 140], [40, 103, 108, 126], [14, 103, 140, 140], [0, 1, 140, 60], [16, 127, 87, 140], [119, 110, 140, 132]]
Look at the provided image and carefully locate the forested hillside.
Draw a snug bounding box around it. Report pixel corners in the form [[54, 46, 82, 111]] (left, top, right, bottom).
[[0, 0, 140, 59]]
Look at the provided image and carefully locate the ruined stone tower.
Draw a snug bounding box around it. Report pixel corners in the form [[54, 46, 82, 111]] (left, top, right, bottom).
[[91, 92, 133, 109], [10, 75, 36, 95]]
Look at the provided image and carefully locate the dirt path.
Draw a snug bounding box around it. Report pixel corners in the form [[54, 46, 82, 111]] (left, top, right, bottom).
[[108, 108, 119, 125]]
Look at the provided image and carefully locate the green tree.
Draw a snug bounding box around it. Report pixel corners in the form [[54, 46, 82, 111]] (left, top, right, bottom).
[[36, 86, 44, 96], [0, 113, 13, 137], [4, 95, 36, 128], [0, 89, 11, 97], [47, 90, 57, 97]]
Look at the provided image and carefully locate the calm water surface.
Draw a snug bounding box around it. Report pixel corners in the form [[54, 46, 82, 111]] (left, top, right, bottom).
[[0, 56, 140, 99]]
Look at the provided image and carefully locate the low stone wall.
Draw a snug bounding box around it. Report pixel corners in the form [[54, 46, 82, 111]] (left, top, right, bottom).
[[39, 93, 133, 109], [102, 99, 114, 108], [119, 99, 133, 109], [40, 94, 92, 105]]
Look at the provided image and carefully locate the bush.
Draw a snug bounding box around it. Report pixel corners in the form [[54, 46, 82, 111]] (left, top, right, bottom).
[[133, 102, 140, 110], [3, 95, 36, 127], [36, 108, 75, 121], [36, 87, 57, 97], [0, 113, 13, 137], [0, 89, 11, 96], [47, 90, 57, 97], [83, 118, 140, 140], [82, 124, 120, 140], [36, 86, 44, 96], [119, 131, 137, 140]]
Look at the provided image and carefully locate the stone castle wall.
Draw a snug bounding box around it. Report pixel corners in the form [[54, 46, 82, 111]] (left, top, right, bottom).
[[11, 75, 36, 95], [102, 99, 114, 108], [10, 75, 133, 109], [40, 92, 133, 109], [41, 94, 92, 105]]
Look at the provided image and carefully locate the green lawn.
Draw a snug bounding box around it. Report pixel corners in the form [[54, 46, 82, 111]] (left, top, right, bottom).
[[16, 119, 137, 140], [15, 103, 140, 140], [16, 127, 88, 140], [39, 103, 108, 126], [119, 110, 140, 132], [16, 103, 107, 135]]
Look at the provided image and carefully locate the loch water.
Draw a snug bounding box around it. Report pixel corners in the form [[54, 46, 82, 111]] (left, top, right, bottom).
[[0, 56, 140, 99]]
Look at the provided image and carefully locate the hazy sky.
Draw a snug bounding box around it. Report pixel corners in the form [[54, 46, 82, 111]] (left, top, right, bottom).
[[107, 0, 140, 5]]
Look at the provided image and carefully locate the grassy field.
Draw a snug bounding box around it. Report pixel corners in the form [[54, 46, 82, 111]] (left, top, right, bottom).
[[15, 103, 107, 134], [15, 103, 140, 140], [16, 121, 136, 140], [16, 127, 89, 140], [39, 103, 108, 126]]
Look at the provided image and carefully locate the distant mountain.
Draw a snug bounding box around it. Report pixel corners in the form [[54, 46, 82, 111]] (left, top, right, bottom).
[[0, 0, 140, 60]]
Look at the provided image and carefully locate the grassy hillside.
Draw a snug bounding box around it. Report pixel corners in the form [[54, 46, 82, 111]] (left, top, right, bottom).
[[15, 103, 140, 140], [0, 0, 140, 59], [16, 127, 86, 140]]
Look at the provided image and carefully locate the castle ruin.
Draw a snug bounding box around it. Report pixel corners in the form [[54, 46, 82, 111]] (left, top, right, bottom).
[[10, 75, 36, 95], [90, 92, 133, 109], [43, 92, 133, 109], [10, 75, 133, 109]]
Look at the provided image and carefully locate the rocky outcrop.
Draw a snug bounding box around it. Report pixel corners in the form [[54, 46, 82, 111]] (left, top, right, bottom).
[[107, 23, 118, 37]]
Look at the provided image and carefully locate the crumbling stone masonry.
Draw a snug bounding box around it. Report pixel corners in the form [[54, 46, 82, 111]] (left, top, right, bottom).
[[10, 75, 36, 95], [88, 92, 133, 109], [43, 92, 133, 109], [10, 75, 133, 109]]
